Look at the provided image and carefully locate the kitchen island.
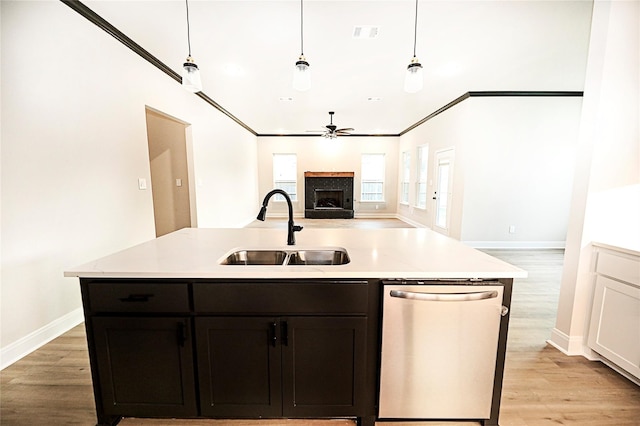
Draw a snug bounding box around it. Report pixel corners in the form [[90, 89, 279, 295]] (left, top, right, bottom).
[[65, 227, 526, 426]]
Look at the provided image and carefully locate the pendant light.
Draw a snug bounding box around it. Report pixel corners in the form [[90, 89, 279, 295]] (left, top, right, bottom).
[[182, 0, 202, 93], [404, 0, 423, 93], [292, 0, 311, 91]]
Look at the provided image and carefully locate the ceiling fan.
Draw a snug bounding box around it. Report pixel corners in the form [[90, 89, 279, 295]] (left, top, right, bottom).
[[308, 111, 354, 139]]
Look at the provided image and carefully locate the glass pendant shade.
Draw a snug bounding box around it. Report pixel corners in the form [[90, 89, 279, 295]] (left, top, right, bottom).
[[293, 56, 311, 91], [182, 56, 202, 93], [404, 58, 423, 93]]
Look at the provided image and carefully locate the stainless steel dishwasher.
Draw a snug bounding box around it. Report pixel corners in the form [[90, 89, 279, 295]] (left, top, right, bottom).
[[379, 280, 506, 420]]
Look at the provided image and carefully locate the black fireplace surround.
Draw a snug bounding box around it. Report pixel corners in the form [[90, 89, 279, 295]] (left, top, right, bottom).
[[304, 172, 354, 219]]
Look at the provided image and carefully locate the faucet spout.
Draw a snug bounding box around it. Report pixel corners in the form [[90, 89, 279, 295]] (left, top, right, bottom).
[[257, 189, 303, 245]]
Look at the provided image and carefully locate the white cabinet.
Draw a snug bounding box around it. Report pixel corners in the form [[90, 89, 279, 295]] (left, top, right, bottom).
[[588, 246, 640, 381]]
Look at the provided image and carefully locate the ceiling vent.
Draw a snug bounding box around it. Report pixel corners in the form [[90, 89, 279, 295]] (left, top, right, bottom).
[[353, 26, 379, 39]]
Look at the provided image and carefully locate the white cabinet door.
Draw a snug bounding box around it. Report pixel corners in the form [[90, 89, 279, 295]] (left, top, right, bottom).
[[588, 275, 640, 379]]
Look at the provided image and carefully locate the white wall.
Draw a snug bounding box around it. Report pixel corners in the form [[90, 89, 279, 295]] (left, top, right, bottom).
[[398, 96, 582, 246], [0, 1, 258, 368], [550, 0, 640, 356], [256, 136, 398, 217], [398, 102, 472, 235], [459, 97, 582, 247]]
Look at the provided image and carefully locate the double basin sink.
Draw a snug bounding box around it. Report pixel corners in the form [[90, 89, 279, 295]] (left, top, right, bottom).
[[220, 248, 350, 266]]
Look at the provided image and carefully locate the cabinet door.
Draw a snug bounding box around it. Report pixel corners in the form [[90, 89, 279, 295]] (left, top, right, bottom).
[[588, 275, 640, 379], [196, 317, 282, 417], [282, 316, 367, 417], [91, 317, 197, 417]]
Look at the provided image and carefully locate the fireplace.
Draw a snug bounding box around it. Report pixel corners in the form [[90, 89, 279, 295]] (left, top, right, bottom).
[[304, 172, 354, 219], [315, 189, 344, 209]]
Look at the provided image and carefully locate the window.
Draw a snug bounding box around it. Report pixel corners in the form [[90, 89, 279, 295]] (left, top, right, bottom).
[[273, 154, 297, 201], [361, 153, 385, 202], [416, 145, 428, 208], [401, 151, 411, 204]]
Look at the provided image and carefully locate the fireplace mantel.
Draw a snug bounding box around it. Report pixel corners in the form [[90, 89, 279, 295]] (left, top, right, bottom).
[[304, 171, 354, 178]]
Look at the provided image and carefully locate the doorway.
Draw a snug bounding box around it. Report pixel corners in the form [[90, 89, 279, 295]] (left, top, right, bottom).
[[145, 107, 195, 237], [432, 148, 455, 236]]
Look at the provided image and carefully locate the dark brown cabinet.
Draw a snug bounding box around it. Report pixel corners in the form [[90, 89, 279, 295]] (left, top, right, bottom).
[[91, 317, 197, 418], [196, 316, 366, 418], [282, 316, 366, 417], [195, 317, 283, 417], [81, 278, 375, 426]]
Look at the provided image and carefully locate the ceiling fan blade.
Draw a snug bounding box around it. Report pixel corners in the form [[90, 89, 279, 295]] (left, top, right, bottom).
[[336, 128, 354, 132]]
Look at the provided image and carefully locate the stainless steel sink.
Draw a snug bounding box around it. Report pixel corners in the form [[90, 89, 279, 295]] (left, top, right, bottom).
[[219, 248, 350, 266], [219, 250, 288, 265], [287, 249, 350, 265]]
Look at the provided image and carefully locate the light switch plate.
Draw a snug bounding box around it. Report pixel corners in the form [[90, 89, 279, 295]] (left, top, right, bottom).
[[138, 178, 147, 190]]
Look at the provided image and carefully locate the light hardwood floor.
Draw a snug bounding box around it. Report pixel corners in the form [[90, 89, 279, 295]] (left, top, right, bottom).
[[245, 217, 414, 229], [2, 219, 639, 425]]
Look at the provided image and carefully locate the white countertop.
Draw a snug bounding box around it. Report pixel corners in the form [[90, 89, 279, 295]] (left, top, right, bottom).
[[64, 227, 527, 280]]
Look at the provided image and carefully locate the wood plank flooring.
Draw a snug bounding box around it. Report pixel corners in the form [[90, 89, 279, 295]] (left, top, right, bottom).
[[481, 249, 640, 426], [2, 220, 639, 425], [245, 218, 414, 229]]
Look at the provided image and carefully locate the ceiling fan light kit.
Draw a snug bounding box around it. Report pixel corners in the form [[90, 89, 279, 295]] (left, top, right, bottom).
[[320, 111, 354, 139], [181, 0, 202, 93]]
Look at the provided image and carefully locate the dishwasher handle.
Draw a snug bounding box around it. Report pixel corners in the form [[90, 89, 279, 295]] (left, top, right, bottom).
[[389, 289, 499, 302]]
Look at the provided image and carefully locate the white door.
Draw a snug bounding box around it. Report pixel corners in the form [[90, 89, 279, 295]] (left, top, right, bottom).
[[432, 149, 454, 236]]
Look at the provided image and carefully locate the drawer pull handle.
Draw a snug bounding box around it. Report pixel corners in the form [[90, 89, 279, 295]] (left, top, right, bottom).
[[119, 294, 154, 303]]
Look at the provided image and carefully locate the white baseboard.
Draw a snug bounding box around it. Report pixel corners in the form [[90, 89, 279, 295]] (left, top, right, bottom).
[[598, 356, 640, 386], [464, 241, 566, 249], [394, 214, 428, 228], [353, 212, 398, 219], [548, 333, 640, 384], [1, 308, 84, 370], [547, 328, 587, 356]]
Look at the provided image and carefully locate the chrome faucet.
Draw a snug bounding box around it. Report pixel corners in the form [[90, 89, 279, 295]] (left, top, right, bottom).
[[257, 189, 303, 245]]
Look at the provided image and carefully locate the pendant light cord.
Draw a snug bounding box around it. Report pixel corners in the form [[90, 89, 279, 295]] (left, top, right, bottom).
[[412, 0, 418, 57], [185, 0, 192, 56], [300, 0, 304, 55]]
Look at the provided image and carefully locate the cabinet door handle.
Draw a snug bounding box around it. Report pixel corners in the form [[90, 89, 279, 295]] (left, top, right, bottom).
[[119, 294, 154, 303], [177, 321, 187, 347], [270, 322, 277, 347], [282, 321, 289, 346]]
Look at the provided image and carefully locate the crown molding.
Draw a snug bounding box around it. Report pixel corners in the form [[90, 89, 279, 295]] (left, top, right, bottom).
[[60, 0, 258, 136], [61, 1, 583, 140]]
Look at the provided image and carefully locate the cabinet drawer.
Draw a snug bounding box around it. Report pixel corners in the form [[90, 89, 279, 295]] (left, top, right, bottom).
[[596, 251, 640, 286], [87, 282, 190, 313], [193, 281, 368, 314]]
